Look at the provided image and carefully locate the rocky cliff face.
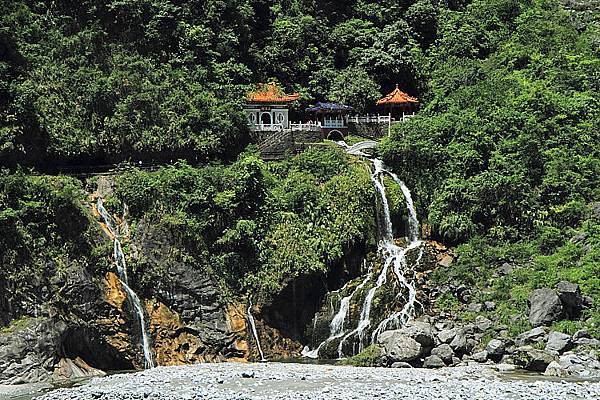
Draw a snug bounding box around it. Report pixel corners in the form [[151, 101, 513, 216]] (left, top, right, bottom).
[[0, 264, 137, 384], [0, 187, 309, 384], [0, 190, 242, 384], [130, 216, 249, 364], [0, 189, 460, 384], [0, 175, 480, 384]]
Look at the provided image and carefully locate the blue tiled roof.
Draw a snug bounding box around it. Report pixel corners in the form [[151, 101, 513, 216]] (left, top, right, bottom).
[[305, 102, 354, 112]]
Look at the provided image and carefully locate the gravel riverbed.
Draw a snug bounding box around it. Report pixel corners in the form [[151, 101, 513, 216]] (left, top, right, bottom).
[[35, 362, 600, 400]]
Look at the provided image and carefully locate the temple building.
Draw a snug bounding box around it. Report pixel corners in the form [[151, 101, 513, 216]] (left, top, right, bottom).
[[305, 102, 354, 140], [376, 84, 419, 121], [244, 82, 300, 131]]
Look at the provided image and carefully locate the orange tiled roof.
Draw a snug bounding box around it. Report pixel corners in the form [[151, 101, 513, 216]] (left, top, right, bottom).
[[247, 82, 300, 103], [376, 85, 418, 105]]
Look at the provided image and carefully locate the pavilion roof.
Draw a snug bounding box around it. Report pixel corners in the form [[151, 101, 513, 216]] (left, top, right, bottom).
[[247, 82, 300, 103], [305, 102, 354, 113], [376, 85, 418, 106]]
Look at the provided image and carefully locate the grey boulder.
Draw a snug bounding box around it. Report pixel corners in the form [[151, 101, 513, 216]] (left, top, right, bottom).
[[556, 281, 584, 319], [390, 362, 412, 368], [485, 339, 505, 360], [423, 355, 446, 368], [474, 316, 492, 332], [527, 289, 563, 326], [430, 344, 454, 364], [515, 347, 557, 372], [545, 353, 600, 378], [545, 331, 572, 354], [515, 326, 548, 347], [449, 329, 468, 353], [472, 350, 488, 363], [402, 321, 434, 348], [378, 331, 422, 362], [437, 328, 457, 344]]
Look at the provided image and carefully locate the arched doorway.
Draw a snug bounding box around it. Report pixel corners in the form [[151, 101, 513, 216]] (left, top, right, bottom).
[[327, 130, 344, 141], [260, 112, 272, 127]]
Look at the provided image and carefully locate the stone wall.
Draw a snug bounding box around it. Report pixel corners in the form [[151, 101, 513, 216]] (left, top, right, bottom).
[[255, 130, 324, 160], [293, 130, 323, 143], [348, 122, 390, 139]]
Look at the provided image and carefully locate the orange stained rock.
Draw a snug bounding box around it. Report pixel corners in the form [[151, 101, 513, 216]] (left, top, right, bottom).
[[105, 272, 126, 309], [376, 84, 418, 105], [226, 303, 247, 334], [247, 82, 300, 103], [226, 303, 250, 360]]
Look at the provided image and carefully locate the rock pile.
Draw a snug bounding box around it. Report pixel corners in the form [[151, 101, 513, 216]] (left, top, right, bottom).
[[372, 280, 599, 378]]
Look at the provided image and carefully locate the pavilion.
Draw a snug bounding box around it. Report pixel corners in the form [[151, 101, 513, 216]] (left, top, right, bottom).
[[244, 82, 300, 131], [376, 84, 419, 121], [305, 102, 354, 140]]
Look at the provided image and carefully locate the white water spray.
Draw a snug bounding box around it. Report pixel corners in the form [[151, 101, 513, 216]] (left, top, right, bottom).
[[304, 141, 423, 358], [247, 300, 267, 362], [370, 158, 422, 343], [302, 261, 372, 359], [97, 198, 155, 369], [337, 256, 391, 356]]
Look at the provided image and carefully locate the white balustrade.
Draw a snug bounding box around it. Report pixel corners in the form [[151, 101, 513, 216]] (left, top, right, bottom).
[[249, 113, 416, 133], [290, 121, 321, 131], [348, 114, 417, 124], [250, 123, 285, 131]]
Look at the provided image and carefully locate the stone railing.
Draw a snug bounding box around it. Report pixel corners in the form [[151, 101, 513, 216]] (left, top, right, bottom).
[[249, 123, 285, 132], [290, 122, 321, 132], [348, 115, 391, 124], [348, 113, 416, 124], [323, 119, 345, 128]]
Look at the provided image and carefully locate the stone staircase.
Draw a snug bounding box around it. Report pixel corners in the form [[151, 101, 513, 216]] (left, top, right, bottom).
[[257, 130, 294, 160]]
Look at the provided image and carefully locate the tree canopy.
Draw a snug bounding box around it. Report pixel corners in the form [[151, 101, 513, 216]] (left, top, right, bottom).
[[1, 0, 457, 168]]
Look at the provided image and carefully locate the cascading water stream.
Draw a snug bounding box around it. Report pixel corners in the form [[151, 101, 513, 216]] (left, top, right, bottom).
[[337, 255, 392, 357], [302, 261, 373, 359], [97, 198, 155, 369], [338, 154, 423, 355], [247, 300, 267, 362], [303, 141, 423, 358], [368, 162, 422, 343]]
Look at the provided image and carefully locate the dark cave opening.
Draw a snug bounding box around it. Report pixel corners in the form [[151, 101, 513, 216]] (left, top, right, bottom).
[[58, 326, 135, 371]]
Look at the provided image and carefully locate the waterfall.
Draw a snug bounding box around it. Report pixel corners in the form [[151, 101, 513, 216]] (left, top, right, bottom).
[[97, 198, 155, 369], [303, 141, 423, 358], [368, 160, 422, 343], [336, 154, 422, 356], [247, 300, 267, 362], [337, 256, 390, 357], [302, 261, 373, 359]]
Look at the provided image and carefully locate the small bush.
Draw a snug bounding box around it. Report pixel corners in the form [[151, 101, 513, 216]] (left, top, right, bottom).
[[340, 344, 382, 367]]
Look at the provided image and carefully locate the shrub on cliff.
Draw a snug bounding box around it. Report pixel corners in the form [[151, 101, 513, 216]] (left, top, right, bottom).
[[0, 170, 109, 324], [113, 147, 377, 300]]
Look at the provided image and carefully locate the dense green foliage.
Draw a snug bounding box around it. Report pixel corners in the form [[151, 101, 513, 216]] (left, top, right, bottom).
[[0, 170, 108, 323], [379, 0, 599, 336], [1, 0, 459, 168], [1, 0, 599, 340], [112, 146, 376, 299], [381, 0, 599, 244]]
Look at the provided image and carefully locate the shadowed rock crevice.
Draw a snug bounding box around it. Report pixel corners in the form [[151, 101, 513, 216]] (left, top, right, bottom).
[[261, 242, 368, 344], [58, 327, 134, 371]]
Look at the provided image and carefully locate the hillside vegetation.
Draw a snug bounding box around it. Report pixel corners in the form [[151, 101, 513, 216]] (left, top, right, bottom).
[[1, 0, 456, 167], [381, 0, 599, 335], [1, 0, 599, 340], [0, 147, 378, 326]]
